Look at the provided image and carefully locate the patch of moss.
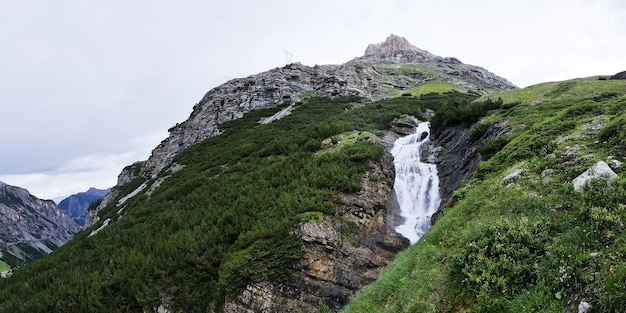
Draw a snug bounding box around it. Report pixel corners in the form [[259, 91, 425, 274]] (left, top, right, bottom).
[[403, 81, 463, 97]]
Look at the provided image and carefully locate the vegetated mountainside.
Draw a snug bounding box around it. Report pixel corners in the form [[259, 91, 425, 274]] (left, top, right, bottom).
[[344, 78, 626, 313], [0, 91, 481, 312], [58, 188, 109, 226], [0, 35, 516, 312], [0, 181, 81, 267], [86, 34, 515, 227]]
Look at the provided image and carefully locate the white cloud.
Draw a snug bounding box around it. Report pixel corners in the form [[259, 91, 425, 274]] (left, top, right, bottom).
[[0, 131, 164, 200], [1, 0, 625, 199], [0, 169, 116, 201]]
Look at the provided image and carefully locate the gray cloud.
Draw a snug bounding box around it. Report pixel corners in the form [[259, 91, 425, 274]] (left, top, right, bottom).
[[1, 0, 624, 198]]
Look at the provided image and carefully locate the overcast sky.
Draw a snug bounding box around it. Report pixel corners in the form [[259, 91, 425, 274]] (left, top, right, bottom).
[[1, 0, 624, 200]]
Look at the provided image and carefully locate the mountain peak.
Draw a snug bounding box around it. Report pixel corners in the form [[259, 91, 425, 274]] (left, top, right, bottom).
[[361, 34, 439, 63]]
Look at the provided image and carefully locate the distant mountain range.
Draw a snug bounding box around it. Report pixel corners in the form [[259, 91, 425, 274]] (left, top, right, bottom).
[[58, 187, 109, 226]]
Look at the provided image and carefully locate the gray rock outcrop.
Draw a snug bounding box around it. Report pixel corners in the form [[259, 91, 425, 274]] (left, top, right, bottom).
[[361, 34, 440, 63], [0, 181, 80, 263], [504, 169, 526, 183], [578, 301, 592, 313], [432, 118, 512, 207], [572, 161, 618, 192], [609, 159, 622, 171], [86, 161, 144, 227]]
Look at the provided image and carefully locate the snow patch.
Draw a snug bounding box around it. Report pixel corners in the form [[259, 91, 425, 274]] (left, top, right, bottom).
[[88, 218, 111, 238], [117, 182, 148, 207]]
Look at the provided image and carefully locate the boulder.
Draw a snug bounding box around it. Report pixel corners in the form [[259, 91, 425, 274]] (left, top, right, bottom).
[[578, 301, 592, 313], [504, 169, 525, 183], [609, 159, 622, 171], [572, 161, 618, 192], [389, 115, 421, 136]]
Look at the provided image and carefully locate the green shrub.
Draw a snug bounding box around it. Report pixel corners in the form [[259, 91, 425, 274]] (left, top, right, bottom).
[[448, 217, 552, 301], [471, 122, 492, 141], [430, 97, 502, 129], [600, 263, 626, 312], [477, 137, 510, 160], [218, 233, 303, 296], [599, 115, 626, 154]]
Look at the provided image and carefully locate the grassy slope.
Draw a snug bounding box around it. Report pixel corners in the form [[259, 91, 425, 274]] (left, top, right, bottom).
[[404, 81, 462, 97], [0, 261, 8, 273], [344, 78, 626, 312]]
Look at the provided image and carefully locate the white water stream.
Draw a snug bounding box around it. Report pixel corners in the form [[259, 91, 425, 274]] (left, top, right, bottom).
[[391, 122, 441, 244]]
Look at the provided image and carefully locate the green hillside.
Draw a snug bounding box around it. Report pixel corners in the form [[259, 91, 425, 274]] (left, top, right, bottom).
[[344, 78, 626, 312], [3, 76, 625, 312], [0, 92, 477, 312], [403, 81, 462, 97]]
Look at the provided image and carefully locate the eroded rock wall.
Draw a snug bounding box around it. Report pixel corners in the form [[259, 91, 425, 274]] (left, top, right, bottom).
[[0, 181, 80, 262], [432, 118, 512, 207], [223, 153, 407, 313]]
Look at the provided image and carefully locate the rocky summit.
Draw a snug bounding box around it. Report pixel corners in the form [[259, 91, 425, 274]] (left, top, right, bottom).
[[87, 34, 515, 227], [0, 181, 80, 265], [361, 34, 441, 63]]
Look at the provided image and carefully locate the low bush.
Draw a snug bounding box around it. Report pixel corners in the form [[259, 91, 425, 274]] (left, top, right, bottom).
[[448, 217, 552, 308]]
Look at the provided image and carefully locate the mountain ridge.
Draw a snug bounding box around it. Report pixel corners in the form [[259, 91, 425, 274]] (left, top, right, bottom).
[[58, 187, 109, 226], [0, 180, 80, 266], [86, 34, 515, 227]]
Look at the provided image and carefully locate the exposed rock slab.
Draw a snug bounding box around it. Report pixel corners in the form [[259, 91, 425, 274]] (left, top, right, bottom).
[[572, 161, 618, 192], [433, 118, 512, 207]]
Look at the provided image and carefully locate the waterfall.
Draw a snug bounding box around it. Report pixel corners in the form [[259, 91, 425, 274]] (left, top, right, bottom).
[[391, 122, 441, 244]]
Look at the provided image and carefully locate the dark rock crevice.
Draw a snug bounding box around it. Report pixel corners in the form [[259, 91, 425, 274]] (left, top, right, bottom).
[[431, 119, 512, 215]]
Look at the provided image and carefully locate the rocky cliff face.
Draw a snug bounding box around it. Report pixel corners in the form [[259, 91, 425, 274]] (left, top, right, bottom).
[[88, 34, 515, 227], [58, 187, 109, 226], [86, 161, 144, 227], [221, 152, 407, 313], [431, 118, 512, 208], [0, 181, 81, 264]]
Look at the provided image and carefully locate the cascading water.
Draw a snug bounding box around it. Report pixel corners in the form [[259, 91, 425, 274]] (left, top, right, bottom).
[[391, 122, 441, 244]]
